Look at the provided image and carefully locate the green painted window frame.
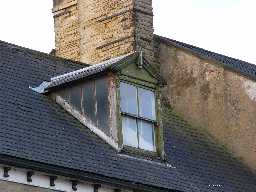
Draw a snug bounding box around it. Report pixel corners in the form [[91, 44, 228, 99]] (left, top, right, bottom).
[[117, 74, 164, 156]]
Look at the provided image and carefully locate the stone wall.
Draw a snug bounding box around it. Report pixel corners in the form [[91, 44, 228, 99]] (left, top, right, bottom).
[[53, 0, 80, 61], [53, 0, 154, 64], [156, 40, 256, 172], [0, 180, 58, 192], [77, 0, 135, 64]]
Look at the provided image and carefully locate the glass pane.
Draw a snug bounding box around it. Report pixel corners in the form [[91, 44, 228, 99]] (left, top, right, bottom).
[[122, 116, 138, 148], [70, 85, 82, 112], [95, 78, 109, 131], [138, 120, 154, 151], [83, 81, 96, 123], [138, 88, 156, 120], [120, 82, 138, 115]]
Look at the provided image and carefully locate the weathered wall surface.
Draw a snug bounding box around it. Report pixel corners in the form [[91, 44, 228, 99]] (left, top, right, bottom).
[[53, 0, 154, 64], [53, 0, 80, 61], [0, 180, 58, 192], [156, 41, 256, 171], [77, 0, 135, 64]]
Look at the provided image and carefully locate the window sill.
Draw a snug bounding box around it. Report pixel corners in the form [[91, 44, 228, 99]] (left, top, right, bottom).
[[119, 145, 163, 162]]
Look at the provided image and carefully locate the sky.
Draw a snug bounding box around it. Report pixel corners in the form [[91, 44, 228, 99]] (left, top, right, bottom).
[[0, 0, 255, 64]]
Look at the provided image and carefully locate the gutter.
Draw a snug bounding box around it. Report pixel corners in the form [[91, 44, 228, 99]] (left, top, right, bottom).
[[0, 154, 180, 192]]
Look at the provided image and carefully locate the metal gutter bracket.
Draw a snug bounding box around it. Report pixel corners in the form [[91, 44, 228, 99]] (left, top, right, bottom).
[[27, 171, 34, 182], [3, 167, 11, 178], [71, 180, 78, 191]]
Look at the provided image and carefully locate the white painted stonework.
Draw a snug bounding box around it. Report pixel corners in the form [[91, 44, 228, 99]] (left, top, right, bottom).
[[0, 165, 116, 192]]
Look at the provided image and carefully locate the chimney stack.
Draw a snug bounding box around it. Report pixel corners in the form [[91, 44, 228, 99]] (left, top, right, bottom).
[[53, 0, 154, 64]]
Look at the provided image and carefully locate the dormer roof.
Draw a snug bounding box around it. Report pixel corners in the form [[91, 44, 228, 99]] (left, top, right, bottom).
[[31, 52, 163, 94]]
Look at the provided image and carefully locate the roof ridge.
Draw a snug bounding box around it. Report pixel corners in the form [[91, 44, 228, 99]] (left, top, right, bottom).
[[50, 53, 133, 82]]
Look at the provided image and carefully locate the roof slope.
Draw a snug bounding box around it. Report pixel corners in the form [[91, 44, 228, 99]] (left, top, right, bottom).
[[0, 40, 256, 192], [155, 35, 256, 81]]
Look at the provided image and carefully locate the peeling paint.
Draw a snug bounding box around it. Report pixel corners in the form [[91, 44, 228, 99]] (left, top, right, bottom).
[[55, 95, 120, 151]]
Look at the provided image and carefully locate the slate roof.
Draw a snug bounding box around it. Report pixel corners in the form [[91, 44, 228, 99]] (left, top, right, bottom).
[[155, 35, 256, 80], [0, 39, 256, 192]]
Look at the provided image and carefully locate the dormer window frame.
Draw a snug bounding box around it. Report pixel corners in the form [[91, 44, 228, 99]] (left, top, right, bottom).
[[120, 81, 157, 151], [117, 74, 163, 156]]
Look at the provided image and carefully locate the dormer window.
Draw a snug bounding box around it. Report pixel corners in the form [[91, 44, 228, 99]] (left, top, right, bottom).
[[120, 82, 156, 151], [32, 53, 164, 156]]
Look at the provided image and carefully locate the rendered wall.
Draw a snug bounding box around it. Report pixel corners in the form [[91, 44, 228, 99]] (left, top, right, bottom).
[[156, 40, 256, 172]]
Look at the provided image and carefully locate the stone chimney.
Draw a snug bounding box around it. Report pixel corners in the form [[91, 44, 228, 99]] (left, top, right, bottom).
[[52, 0, 154, 64]]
